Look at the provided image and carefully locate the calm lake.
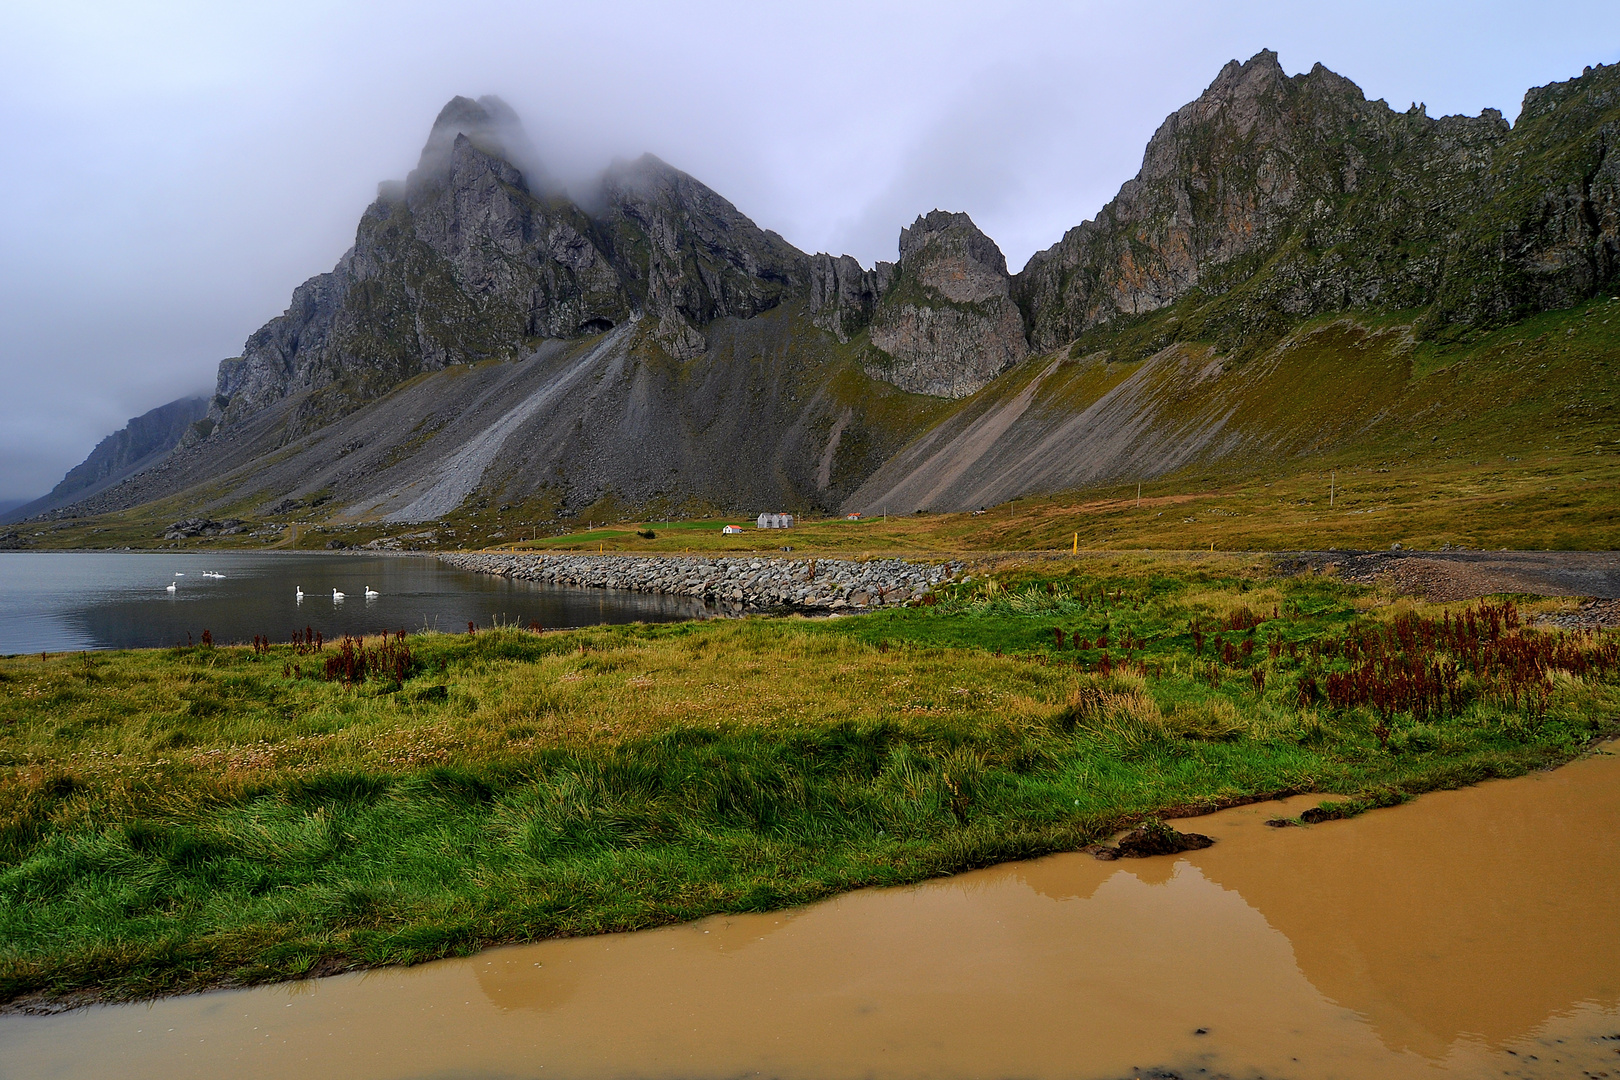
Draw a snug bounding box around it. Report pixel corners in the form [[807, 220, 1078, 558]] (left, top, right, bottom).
[[0, 552, 709, 654]]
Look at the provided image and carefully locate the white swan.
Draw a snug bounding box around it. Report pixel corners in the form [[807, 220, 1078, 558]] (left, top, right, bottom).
[[173, 571, 184, 577], [295, 587, 304, 601], [165, 582, 176, 593], [332, 588, 346, 601], [364, 586, 379, 598]]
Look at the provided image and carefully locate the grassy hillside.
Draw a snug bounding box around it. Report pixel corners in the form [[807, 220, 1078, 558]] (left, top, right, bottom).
[[9, 298, 1617, 555]]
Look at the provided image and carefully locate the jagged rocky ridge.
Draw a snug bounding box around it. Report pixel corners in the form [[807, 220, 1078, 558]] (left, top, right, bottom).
[[867, 211, 1029, 397], [1013, 50, 1620, 354], [438, 552, 958, 612], [203, 96, 814, 442], [198, 96, 1026, 450], [34, 54, 1620, 524]]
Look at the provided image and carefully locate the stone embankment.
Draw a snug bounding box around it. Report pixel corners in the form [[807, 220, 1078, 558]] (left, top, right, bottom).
[[438, 552, 960, 612]]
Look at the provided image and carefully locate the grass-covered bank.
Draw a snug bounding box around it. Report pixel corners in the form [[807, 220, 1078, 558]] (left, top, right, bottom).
[[3, 559, 1618, 1007]]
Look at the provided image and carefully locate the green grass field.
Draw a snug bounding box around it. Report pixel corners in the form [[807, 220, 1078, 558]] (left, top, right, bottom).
[[3, 557, 1616, 1006]]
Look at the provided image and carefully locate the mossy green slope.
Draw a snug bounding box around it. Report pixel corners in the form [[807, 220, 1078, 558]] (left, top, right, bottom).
[[848, 296, 1620, 520]]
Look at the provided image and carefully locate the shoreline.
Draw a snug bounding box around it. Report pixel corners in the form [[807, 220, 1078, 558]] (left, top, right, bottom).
[[4, 561, 1616, 1010], [4, 740, 1614, 1017], [437, 551, 962, 613]]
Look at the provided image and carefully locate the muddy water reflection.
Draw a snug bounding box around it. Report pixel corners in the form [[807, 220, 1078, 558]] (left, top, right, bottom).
[[5, 752, 1619, 1080]]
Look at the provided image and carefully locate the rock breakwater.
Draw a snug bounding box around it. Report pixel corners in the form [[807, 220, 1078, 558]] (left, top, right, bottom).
[[439, 552, 959, 613]]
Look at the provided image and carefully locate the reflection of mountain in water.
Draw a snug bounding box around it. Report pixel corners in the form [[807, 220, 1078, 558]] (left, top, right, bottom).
[[1010, 758, 1620, 1066], [473, 909, 805, 1015], [7, 759, 1618, 1080], [470, 760, 1620, 1069], [1189, 760, 1620, 1061]]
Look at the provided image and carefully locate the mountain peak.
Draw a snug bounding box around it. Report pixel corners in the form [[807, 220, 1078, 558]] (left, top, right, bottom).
[[409, 94, 546, 193], [1194, 48, 1294, 131], [868, 208, 1027, 397], [898, 210, 1010, 287], [1207, 49, 1284, 95]]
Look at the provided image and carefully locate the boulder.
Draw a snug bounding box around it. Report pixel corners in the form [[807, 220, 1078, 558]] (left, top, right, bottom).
[[1092, 820, 1215, 860]]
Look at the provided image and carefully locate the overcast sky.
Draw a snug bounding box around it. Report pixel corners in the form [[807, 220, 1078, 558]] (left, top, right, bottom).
[[2, 0, 1617, 503]]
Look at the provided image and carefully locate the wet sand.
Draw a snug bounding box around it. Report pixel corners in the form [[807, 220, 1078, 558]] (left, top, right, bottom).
[[4, 750, 1618, 1080]]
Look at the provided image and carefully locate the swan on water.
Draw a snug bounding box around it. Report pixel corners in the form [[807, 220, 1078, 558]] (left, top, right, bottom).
[[295, 587, 304, 600], [332, 589, 346, 601], [173, 572, 184, 576], [364, 586, 379, 598], [165, 582, 176, 593]]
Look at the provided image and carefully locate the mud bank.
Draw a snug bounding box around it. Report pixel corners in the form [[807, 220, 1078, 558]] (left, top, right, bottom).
[[7, 747, 1618, 1080], [437, 551, 960, 612], [1274, 548, 1620, 602]]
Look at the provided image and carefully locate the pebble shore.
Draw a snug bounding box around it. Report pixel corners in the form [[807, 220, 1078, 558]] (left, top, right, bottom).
[[438, 552, 960, 612]]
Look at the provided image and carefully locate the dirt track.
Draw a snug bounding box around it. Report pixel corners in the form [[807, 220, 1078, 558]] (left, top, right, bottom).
[[1273, 550, 1620, 625]]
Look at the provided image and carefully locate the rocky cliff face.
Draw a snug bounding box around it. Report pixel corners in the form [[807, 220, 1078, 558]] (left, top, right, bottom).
[[590, 154, 809, 359], [1013, 51, 1510, 352], [63, 54, 1619, 526], [807, 252, 893, 343], [865, 211, 1028, 398], [1013, 52, 1620, 355], [202, 97, 825, 442], [1439, 62, 1620, 324]]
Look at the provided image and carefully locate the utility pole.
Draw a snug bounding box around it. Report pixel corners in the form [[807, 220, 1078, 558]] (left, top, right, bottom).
[[1330, 470, 1336, 509], [1136, 483, 1141, 509]]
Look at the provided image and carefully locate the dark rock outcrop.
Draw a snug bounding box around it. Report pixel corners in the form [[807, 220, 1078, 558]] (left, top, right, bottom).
[[807, 252, 894, 343], [162, 517, 244, 540], [809, 212, 1032, 400], [1089, 821, 1216, 860], [591, 154, 810, 359], [867, 211, 1028, 397]]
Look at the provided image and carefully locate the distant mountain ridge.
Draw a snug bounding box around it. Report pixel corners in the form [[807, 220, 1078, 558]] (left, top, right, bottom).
[[27, 52, 1620, 526], [6, 396, 207, 523]]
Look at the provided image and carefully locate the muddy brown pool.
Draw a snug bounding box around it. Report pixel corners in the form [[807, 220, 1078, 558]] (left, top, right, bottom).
[[5, 751, 1618, 1080]]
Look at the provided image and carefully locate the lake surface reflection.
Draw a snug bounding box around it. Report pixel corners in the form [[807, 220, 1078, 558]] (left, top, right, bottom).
[[0, 552, 709, 653], [4, 748, 1617, 1080]]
